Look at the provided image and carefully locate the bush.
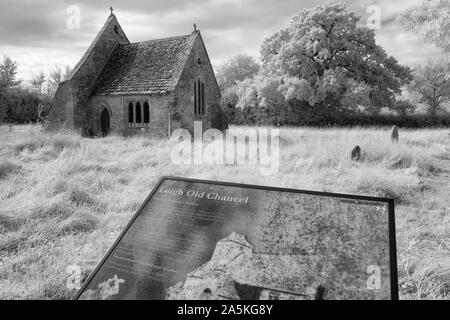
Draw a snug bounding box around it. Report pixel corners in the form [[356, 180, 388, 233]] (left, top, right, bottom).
[[0, 213, 20, 231], [394, 100, 416, 117], [235, 107, 450, 128], [0, 87, 49, 124], [0, 161, 21, 179]]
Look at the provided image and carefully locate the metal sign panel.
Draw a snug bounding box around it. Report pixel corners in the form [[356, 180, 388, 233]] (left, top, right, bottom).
[[76, 177, 397, 300]]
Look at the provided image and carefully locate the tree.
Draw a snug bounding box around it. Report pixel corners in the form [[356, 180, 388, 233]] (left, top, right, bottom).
[[0, 55, 21, 124], [0, 55, 21, 88], [393, 99, 416, 117], [217, 54, 260, 90], [30, 71, 49, 122], [409, 59, 450, 116], [398, 0, 450, 52], [31, 71, 46, 94], [226, 74, 289, 125], [48, 67, 62, 89], [47, 65, 72, 96], [260, 2, 412, 115], [0, 86, 7, 122]]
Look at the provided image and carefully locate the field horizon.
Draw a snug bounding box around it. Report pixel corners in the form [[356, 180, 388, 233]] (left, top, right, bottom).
[[0, 124, 449, 300]]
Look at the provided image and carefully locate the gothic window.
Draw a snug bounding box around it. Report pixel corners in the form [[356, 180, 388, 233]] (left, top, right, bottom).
[[128, 102, 134, 123], [194, 81, 197, 114], [135, 102, 142, 123], [201, 81, 205, 115], [143, 101, 150, 123], [194, 78, 206, 115]]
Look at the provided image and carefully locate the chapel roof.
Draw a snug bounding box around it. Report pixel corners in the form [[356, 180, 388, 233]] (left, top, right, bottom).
[[92, 33, 198, 95]]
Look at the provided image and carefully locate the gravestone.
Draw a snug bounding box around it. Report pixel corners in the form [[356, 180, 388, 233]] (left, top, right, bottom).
[[351, 145, 362, 161], [76, 177, 397, 300], [391, 126, 399, 143]]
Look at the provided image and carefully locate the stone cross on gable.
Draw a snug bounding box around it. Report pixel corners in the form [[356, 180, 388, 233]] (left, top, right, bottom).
[[110, 6, 114, 15]]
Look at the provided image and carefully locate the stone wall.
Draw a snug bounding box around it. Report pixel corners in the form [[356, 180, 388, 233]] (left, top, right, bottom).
[[88, 95, 123, 135], [47, 82, 73, 128], [173, 32, 222, 134], [48, 21, 222, 138], [89, 94, 171, 137], [47, 15, 129, 131]]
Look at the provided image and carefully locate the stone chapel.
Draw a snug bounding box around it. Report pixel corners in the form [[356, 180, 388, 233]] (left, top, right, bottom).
[[48, 11, 222, 136]]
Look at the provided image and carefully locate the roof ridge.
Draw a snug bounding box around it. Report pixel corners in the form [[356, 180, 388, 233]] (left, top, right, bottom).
[[127, 33, 194, 45], [67, 14, 129, 81]]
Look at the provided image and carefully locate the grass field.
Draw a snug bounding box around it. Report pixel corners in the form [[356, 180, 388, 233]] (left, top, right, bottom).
[[0, 124, 449, 299]]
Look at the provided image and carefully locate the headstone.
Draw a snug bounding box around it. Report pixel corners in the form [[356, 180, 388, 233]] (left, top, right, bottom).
[[76, 177, 397, 300], [391, 126, 399, 143], [351, 145, 361, 161]]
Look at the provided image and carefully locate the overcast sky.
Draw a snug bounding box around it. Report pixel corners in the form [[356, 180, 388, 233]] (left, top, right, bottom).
[[0, 0, 443, 83]]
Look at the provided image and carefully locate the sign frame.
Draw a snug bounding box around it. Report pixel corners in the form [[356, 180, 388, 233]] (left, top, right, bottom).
[[75, 176, 398, 300]]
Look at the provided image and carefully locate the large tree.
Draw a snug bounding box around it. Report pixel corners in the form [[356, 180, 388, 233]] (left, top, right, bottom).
[[217, 54, 260, 90], [0, 55, 21, 88], [409, 59, 450, 116], [0, 55, 21, 123], [260, 2, 412, 114], [398, 0, 450, 52]]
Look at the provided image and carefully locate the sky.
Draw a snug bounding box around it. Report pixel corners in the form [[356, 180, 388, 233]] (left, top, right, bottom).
[[0, 0, 444, 84]]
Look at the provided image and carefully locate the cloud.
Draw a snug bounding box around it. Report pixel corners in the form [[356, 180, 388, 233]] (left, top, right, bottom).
[[0, 0, 443, 82], [375, 23, 442, 67]]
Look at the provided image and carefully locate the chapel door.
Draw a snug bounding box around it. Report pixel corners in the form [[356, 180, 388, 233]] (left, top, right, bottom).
[[100, 108, 110, 136]]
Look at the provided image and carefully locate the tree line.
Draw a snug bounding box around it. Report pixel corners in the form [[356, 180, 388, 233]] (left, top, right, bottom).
[[1, 1, 449, 128], [218, 2, 450, 127], [0, 55, 71, 124]]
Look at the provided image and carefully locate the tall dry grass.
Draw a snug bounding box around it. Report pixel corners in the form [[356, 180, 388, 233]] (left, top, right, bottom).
[[0, 124, 448, 299]]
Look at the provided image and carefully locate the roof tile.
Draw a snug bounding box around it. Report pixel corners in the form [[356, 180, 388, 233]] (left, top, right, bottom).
[[92, 34, 196, 95]]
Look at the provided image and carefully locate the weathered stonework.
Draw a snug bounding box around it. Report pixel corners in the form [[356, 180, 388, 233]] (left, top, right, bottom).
[[89, 94, 172, 137], [47, 13, 223, 137], [48, 14, 129, 131], [173, 33, 222, 134]]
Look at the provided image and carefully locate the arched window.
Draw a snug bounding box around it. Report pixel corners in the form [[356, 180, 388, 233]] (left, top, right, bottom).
[[197, 79, 201, 115], [201, 81, 205, 114], [135, 102, 142, 123], [194, 81, 198, 114], [128, 102, 134, 123], [194, 78, 206, 115], [143, 101, 150, 124]]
